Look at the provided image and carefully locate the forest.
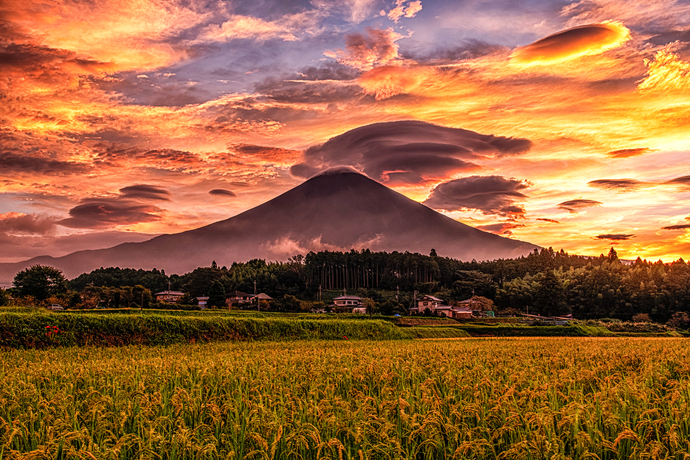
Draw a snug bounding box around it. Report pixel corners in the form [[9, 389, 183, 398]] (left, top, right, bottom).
[[5, 247, 690, 323]]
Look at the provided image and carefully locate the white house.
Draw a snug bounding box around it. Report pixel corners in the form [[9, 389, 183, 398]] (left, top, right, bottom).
[[333, 295, 362, 308]]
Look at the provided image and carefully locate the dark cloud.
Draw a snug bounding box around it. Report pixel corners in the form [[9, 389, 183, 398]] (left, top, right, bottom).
[[253, 61, 362, 104], [59, 201, 163, 229], [666, 176, 690, 187], [476, 222, 525, 236], [0, 213, 57, 235], [295, 61, 360, 81], [290, 121, 532, 185], [662, 224, 690, 230], [403, 39, 507, 64], [119, 185, 171, 201], [557, 199, 603, 212], [255, 78, 364, 103], [606, 148, 652, 158], [588, 179, 647, 191], [537, 218, 560, 223], [648, 29, 690, 47], [209, 189, 237, 197], [594, 234, 635, 241], [423, 175, 530, 216], [57, 183, 171, 228], [290, 163, 320, 178], [0, 152, 91, 176], [201, 98, 321, 129], [96, 73, 211, 107], [93, 144, 202, 169], [0, 43, 113, 82]]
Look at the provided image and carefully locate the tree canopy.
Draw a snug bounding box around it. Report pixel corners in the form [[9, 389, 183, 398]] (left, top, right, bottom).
[[13, 265, 67, 301]]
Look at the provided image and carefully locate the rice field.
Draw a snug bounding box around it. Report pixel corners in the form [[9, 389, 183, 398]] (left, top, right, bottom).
[[2, 338, 690, 459]]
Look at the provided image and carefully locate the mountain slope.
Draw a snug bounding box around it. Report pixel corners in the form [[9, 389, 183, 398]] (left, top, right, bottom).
[[0, 169, 538, 282]]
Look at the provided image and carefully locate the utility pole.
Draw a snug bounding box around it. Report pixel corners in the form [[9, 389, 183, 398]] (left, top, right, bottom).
[[254, 280, 259, 312], [318, 285, 322, 303]]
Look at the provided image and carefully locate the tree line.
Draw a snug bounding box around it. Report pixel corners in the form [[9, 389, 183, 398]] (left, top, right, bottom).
[[3, 247, 690, 323]]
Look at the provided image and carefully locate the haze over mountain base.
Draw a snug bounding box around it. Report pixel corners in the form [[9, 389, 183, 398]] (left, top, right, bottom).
[[0, 169, 537, 284]]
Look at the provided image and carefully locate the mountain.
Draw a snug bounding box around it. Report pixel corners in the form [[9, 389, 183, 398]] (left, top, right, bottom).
[[0, 168, 538, 283]]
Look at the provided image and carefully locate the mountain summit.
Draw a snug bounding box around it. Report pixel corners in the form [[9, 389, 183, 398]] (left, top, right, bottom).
[[0, 169, 537, 281]]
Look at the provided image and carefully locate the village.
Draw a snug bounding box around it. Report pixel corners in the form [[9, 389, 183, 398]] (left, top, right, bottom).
[[153, 289, 498, 319]]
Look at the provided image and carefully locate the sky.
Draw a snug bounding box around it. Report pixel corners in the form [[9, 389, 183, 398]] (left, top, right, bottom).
[[1, 0, 690, 264]]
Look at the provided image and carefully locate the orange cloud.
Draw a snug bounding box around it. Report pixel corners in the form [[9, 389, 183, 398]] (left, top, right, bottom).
[[638, 50, 690, 93], [511, 22, 631, 65], [1, 0, 205, 72], [606, 147, 652, 158], [357, 65, 434, 99]]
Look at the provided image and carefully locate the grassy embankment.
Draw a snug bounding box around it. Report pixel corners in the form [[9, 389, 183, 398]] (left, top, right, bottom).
[[0, 309, 405, 348], [2, 338, 690, 459], [0, 307, 683, 348]]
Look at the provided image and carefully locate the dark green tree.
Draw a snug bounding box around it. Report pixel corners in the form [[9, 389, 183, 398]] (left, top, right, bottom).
[[68, 292, 83, 309], [276, 294, 301, 312], [13, 265, 67, 301], [534, 270, 568, 316], [132, 285, 152, 308], [208, 280, 226, 308]]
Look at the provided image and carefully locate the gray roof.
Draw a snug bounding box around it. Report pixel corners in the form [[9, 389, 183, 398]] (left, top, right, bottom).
[[334, 295, 362, 301], [420, 295, 443, 301], [155, 290, 184, 296]]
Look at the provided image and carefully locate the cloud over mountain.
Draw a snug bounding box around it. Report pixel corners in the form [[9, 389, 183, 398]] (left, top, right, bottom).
[[119, 185, 171, 201], [290, 121, 532, 185], [423, 176, 530, 216]]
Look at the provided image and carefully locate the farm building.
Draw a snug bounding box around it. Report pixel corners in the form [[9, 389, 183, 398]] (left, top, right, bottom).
[[226, 291, 253, 307], [155, 290, 184, 303]]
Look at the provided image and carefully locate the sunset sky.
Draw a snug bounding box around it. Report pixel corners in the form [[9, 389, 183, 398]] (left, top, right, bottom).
[[1, 0, 690, 264]]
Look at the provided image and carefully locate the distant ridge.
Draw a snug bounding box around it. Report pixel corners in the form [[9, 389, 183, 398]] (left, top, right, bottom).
[[0, 169, 538, 282]]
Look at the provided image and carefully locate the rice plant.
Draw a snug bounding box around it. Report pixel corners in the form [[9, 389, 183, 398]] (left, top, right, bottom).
[[1, 338, 690, 459]]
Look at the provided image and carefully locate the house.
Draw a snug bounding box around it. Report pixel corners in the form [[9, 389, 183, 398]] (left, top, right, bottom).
[[452, 307, 473, 319], [254, 293, 273, 301], [417, 295, 443, 310], [155, 290, 184, 303], [196, 296, 209, 307], [333, 295, 362, 308], [352, 307, 367, 314], [226, 291, 253, 307], [410, 295, 449, 315]]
